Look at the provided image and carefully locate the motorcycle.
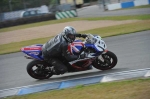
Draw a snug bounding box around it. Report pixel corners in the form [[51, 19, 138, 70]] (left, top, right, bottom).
[[21, 34, 117, 80]]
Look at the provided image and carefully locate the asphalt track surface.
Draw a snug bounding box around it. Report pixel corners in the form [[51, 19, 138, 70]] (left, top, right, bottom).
[[0, 30, 150, 90], [77, 5, 150, 17]]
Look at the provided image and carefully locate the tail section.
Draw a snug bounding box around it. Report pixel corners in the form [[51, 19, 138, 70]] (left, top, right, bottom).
[[21, 44, 43, 60]]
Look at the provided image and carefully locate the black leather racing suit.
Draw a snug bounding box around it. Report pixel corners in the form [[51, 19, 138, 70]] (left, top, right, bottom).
[[42, 33, 87, 74]]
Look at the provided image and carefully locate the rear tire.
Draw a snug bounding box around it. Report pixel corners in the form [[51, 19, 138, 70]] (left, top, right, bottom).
[[92, 51, 118, 70], [27, 60, 53, 80]]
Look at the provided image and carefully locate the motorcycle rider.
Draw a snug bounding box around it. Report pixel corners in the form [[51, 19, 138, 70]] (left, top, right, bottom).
[[42, 26, 87, 75]]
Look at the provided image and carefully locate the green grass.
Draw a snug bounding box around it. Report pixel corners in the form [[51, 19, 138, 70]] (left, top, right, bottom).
[[4, 78, 150, 99], [0, 14, 150, 33], [81, 20, 150, 37], [0, 18, 80, 33], [83, 14, 150, 21], [0, 37, 52, 55], [0, 20, 150, 55]]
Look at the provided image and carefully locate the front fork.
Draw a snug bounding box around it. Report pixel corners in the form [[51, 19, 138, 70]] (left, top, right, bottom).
[[98, 50, 108, 62]]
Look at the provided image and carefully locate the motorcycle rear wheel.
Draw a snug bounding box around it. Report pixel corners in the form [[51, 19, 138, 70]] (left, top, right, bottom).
[[27, 60, 53, 80], [92, 51, 118, 70]]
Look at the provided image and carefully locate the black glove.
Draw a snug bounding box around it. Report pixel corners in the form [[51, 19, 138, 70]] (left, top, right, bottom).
[[81, 34, 87, 38], [76, 34, 87, 38]]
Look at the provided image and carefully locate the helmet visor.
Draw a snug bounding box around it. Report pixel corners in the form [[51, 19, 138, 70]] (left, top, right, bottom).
[[67, 34, 75, 42]]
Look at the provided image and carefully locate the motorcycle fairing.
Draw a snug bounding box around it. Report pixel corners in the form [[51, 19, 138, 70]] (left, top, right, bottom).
[[21, 44, 44, 60], [68, 40, 84, 55], [68, 39, 104, 55]]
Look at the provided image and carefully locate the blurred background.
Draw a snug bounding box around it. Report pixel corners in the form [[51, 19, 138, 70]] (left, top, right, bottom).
[[0, 0, 134, 28]]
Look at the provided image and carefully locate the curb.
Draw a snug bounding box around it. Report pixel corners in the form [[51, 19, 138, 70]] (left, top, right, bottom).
[[0, 68, 150, 98], [107, 0, 150, 10]]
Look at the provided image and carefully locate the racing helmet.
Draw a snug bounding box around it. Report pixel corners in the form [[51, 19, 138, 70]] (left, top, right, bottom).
[[62, 26, 77, 43]]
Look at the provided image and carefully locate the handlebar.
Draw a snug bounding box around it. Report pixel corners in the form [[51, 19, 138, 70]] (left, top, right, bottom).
[[84, 34, 97, 44], [87, 34, 94, 39]]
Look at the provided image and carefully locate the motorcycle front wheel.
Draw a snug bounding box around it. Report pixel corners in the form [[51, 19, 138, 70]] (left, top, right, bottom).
[[92, 51, 118, 70], [27, 60, 53, 80]]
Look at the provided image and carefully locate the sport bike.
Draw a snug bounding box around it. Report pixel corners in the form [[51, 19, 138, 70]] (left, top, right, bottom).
[[21, 34, 118, 79]]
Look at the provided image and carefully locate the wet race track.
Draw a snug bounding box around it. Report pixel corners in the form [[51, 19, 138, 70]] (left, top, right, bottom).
[[0, 31, 150, 90]]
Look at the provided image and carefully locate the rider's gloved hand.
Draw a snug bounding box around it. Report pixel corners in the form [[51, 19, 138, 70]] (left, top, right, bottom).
[[81, 34, 87, 38]]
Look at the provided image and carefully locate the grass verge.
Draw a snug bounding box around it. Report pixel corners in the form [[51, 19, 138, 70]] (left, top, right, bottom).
[[0, 14, 150, 33], [80, 20, 150, 37], [0, 20, 150, 55], [3, 78, 150, 99]]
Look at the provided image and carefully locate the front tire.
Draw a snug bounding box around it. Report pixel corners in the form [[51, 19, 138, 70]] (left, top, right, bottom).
[[92, 51, 118, 70], [27, 60, 53, 80]]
